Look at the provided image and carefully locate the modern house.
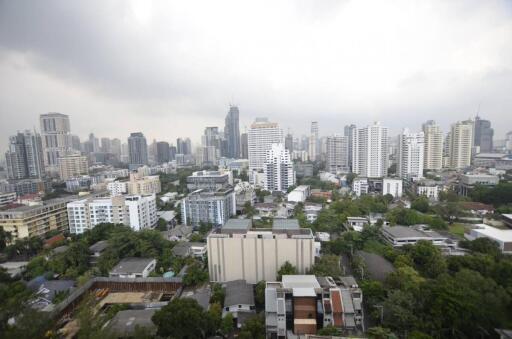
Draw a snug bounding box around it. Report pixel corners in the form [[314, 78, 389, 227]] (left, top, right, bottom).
[[109, 258, 156, 278]]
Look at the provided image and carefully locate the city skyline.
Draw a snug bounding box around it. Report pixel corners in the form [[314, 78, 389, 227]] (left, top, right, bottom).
[[1, 0, 512, 151]]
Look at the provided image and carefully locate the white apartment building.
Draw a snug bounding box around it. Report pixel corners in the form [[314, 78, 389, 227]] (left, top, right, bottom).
[[58, 154, 89, 180], [448, 120, 474, 169], [352, 122, 389, 178], [263, 144, 295, 193], [107, 180, 128, 196], [67, 194, 157, 234], [417, 185, 441, 201], [309, 121, 319, 161], [127, 173, 161, 195], [382, 178, 403, 198], [248, 118, 284, 174], [181, 188, 236, 226], [40, 113, 72, 174], [207, 226, 316, 283], [352, 178, 369, 197], [398, 129, 424, 181], [287, 185, 311, 203], [422, 120, 443, 170], [326, 135, 349, 174]]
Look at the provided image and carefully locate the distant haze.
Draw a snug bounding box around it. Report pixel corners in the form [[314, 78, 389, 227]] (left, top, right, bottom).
[[1, 0, 511, 151]]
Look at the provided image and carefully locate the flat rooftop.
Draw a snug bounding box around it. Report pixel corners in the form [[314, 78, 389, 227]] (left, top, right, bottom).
[[272, 219, 300, 230], [110, 257, 155, 275], [222, 218, 252, 230], [472, 224, 512, 242], [382, 225, 445, 239], [216, 227, 313, 237]]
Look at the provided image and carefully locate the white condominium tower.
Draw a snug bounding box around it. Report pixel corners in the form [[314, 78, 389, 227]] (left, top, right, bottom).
[[398, 129, 424, 180], [326, 135, 349, 174], [422, 120, 443, 170], [248, 118, 284, 173], [352, 122, 389, 178], [309, 121, 319, 161], [448, 120, 474, 169], [263, 143, 296, 193], [40, 112, 72, 174]]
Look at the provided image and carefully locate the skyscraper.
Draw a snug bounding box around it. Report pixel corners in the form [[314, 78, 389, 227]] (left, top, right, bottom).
[[398, 129, 424, 180], [128, 132, 148, 170], [474, 116, 494, 153], [344, 124, 356, 171], [100, 137, 111, 153], [224, 105, 241, 158], [448, 120, 474, 169], [5, 130, 45, 180], [71, 135, 81, 151], [39, 112, 72, 174], [240, 133, 248, 159], [111, 138, 122, 160], [202, 127, 221, 166], [352, 122, 389, 178], [248, 118, 284, 173], [285, 132, 294, 152], [89, 133, 100, 152], [263, 143, 295, 193], [326, 135, 349, 174], [309, 121, 319, 161], [156, 141, 171, 164], [422, 120, 443, 170], [176, 138, 192, 155]]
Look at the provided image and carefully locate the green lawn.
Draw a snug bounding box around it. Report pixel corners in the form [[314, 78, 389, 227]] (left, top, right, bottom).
[[448, 223, 467, 238]]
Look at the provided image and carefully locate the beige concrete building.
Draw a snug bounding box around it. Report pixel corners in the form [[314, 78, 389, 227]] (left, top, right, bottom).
[[448, 120, 474, 169], [59, 154, 89, 180], [207, 222, 316, 283], [127, 173, 161, 195], [422, 120, 443, 170], [0, 198, 71, 240]]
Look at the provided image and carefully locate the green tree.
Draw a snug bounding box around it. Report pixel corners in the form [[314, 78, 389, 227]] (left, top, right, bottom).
[[277, 261, 297, 280], [367, 326, 397, 339], [411, 196, 430, 213], [210, 283, 225, 306], [0, 229, 12, 251], [310, 255, 342, 277], [183, 261, 208, 286], [238, 314, 265, 339], [405, 241, 447, 278], [220, 313, 234, 337], [317, 325, 342, 336], [152, 298, 207, 338], [255, 280, 266, 307]]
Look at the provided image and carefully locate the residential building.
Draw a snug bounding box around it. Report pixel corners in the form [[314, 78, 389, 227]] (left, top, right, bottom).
[[225, 105, 241, 158], [0, 197, 72, 240], [448, 120, 474, 169], [171, 242, 207, 258], [0, 178, 50, 196], [309, 122, 319, 161], [466, 225, 512, 253], [58, 154, 89, 180], [458, 173, 499, 196], [107, 180, 128, 196], [326, 135, 349, 174], [295, 163, 314, 178], [344, 124, 357, 171], [247, 118, 283, 173], [473, 153, 512, 170], [5, 130, 45, 180], [382, 178, 403, 198], [287, 185, 311, 203], [176, 137, 192, 155], [304, 202, 322, 223], [40, 113, 72, 174], [100, 137, 111, 153], [202, 127, 222, 166], [0, 192, 17, 207], [352, 122, 389, 178], [128, 132, 149, 170], [181, 188, 236, 226], [208, 222, 315, 283], [352, 178, 369, 197], [240, 133, 249, 159], [265, 275, 364, 337], [415, 179, 442, 201], [381, 225, 451, 248], [127, 173, 161, 195], [285, 133, 294, 152], [67, 194, 157, 234], [263, 143, 295, 193], [223, 280, 255, 328], [398, 129, 424, 180], [186, 170, 231, 191], [474, 116, 494, 153], [156, 141, 171, 164], [109, 258, 157, 278], [422, 120, 443, 170]]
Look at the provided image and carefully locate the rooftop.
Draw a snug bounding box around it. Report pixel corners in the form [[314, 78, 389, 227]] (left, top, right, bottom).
[[272, 219, 300, 230], [108, 309, 157, 336], [282, 275, 320, 289], [471, 224, 512, 242], [89, 240, 108, 253], [224, 280, 255, 307], [110, 257, 155, 275], [223, 218, 252, 230], [382, 225, 445, 239], [356, 251, 395, 282]]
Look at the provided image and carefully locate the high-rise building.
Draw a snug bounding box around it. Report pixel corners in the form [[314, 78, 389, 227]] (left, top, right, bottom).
[[352, 122, 389, 178], [285, 133, 294, 152], [474, 116, 494, 153], [326, 135, 349, 174], [40, 112, 72, 174], [309, 121, 319, 161], [156, 141, 170, 164], [128, 132, 149, 170], [263, 143, 295, 193], [448, 120, 474, 169], [169, 145, 177, 161], [71, 135, 81, 151], [58, 154, 89, 180], [240, 133, 248, 159], [398, 129, 424, 180], [224, 105, 241, 158], [422, 120, 443, 170], [248, 118, 283, 173], [100, 137, 111, 153], [181, 188, 236, 227], [111, 138, 122, 160], [344, 124, 357, 171], [89, 133, 100, 153], [176, 138, 192, 155], [5, 130, 45, 180], [202, 127, 222, 166]]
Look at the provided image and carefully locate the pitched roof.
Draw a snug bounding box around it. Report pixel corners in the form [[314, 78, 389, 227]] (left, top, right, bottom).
[[110, 257, 155, 275], [224, 280, 254, 307]]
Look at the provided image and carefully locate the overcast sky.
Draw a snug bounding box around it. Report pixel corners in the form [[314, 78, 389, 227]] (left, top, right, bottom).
[[1, 0, 511, 150]]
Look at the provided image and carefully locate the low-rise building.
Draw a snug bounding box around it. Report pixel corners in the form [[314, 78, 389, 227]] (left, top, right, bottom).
[[304, 202, 322, 223], [382, 178, 403, 198], [181, 188, 236, 227], [89, 240, 109, 265], [222, 280, 256, 328], [0, 191, 17, 207], [59, 154, 89, 180], [127, 173, 161, 195], [186, 170, 231, 191], [381, 225, 452, 248], [287, 185, 311, 203], [109, 257, 156, 278], [172, 242, 207, 258], [461, 202, 495, 216], [254, 203, 278, 218], [346, 217, 368, 232], [458, 173, 499, 196], [466, 224, 512, 253], [107, 180, 128, 196]]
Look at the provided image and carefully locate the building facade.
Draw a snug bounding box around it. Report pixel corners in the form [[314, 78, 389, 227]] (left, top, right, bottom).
[[58, 154, 89, 180], [40, 113, 72, 174], [397, 129, 424, 180], [186, 170, 230, 191], [127, 173, 161, 195], [224, 105, 241, 159], [326, 135, 349, 174], [128, 132, 149, 170], [309, 121, 319, 161], [248, 118, 284, 173], [474, 116, 494, 153], [5, 130, 45, 180], [448, 120, 474, 169], [181, 188, 236, 226], [263, 144, 295, 193], [422, 120, 443, 171], [352, 122, 389, 178]]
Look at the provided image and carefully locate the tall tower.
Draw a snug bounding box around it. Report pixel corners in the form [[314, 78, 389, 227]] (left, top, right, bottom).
[[352, 122, 389, 178], [422, 120, 443, 170], [474, 116, 494, 153], [240, 132, 249, 159], [263, 143, 295, 193], [224, 105, 241, 158], [248, 118, 283, 173], [344, 124, 357, 171], [398, 129, 424, 180], [449, 120, 474, 169], [39, 112, 72, 174], [128, 132, 148, 170], [5, 130, 45, 180], [309, 121, 319, 161], [326, 135, 349, 174]]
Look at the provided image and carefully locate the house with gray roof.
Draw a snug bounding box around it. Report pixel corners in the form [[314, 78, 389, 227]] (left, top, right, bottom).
[[108, 309, 157, 337], [381, 225, 451, 248], [223, 279, 255, 328], [109, 257, 156, 278]]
